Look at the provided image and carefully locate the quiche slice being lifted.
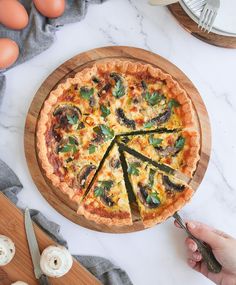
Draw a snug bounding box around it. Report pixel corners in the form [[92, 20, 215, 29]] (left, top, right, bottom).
[[77, 144, 133, 226], [123, 152, 194, 228], [118, 130, 200, 177]]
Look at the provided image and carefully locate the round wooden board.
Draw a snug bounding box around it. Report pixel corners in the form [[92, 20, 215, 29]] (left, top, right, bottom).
[[24, 46, 211, 233], [168, 3, 236, 48]]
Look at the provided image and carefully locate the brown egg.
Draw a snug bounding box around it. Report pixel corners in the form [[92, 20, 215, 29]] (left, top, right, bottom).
[[0, 38, 19, 69], [0, 0, 28, 30], [33, 0, 65, 18]]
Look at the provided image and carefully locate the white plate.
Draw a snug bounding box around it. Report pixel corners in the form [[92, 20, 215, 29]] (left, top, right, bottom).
[[181, 0, 236, 37]]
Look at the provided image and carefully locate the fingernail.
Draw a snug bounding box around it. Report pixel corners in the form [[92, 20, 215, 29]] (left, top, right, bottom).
[[189, 243, 195, 251], [193, 252, 200, 260], [187, 222, 196, 229]]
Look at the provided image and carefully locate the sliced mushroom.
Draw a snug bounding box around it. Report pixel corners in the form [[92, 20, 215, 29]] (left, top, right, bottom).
[[162, 175, 185, 192], [101, 195, 114, 207], [116, 108, 136, 129], [53, 104, 82, 129], [110, 72, 122, 82], [91, 134, 104, 145], [137, 183, 159, 209], [51, 124, 62, 142], [109, 157, 121, 169], [154, 145, 180, 157], [97, 83, 111, 97], [77, 165, 96, 188], [149, 107, 171, 126], [40, 245, 73, 278], [0, 235, 15, 266], [89, 96, 96, 107]]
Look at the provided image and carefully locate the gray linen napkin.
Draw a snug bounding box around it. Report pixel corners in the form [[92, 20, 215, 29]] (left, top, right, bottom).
[[0, 159, 133, 285], [0, 0, 106, 104]]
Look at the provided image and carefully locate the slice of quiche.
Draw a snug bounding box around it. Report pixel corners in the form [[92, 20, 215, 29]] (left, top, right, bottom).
[[123, 152, 194, 228], [118, 130, 199, 177], [77, 144, 133, 226]]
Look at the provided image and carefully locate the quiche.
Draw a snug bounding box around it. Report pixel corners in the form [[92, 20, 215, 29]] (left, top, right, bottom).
[[37, 59, 200, 228], [78, 144, 132, 226], [123, 152, 194, 228]]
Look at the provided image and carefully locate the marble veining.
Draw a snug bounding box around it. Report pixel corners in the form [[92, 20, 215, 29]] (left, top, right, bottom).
[[0, 0, 236, 284]]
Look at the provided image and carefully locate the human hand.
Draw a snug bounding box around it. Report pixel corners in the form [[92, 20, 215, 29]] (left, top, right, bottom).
[[174, 220, 236, 285]]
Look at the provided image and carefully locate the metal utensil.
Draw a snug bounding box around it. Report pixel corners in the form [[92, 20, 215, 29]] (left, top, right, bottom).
[[185, 0, 206, 12], [24, 208, 50, 285], [198, 0, 220, 33], [173, 212, 222, 273]]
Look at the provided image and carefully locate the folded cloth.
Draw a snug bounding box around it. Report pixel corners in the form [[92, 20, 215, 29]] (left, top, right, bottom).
[[0, 0, 106, 105], [0, 159, 133, 285]]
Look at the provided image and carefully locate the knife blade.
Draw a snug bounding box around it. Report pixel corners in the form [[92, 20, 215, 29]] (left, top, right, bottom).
[[24, 208, 50, 285]]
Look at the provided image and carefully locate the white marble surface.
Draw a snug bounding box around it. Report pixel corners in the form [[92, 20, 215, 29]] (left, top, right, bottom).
[[0, 0, 236, 284]]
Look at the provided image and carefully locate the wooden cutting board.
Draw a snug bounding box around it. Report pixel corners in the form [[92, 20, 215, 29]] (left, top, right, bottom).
[[0, 193, 101, 285], [168, 3, 236, 48], [24, 46, 211, 233]]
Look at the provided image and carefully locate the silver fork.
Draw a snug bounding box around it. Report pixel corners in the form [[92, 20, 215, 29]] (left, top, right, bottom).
[[198, 0, 220, 33], [185, 0, 206, 12]]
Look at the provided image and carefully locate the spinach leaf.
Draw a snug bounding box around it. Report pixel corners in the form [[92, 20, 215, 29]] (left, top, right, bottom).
[[145, 91, 165, 106], [88, 144, 96, 154], [127, 162, 140, 176], [100, 180, 113, 191], [68, 136, 78, 145], [94, 187, 104, 197], [94, 180, 113, 197], [66, 114, 78, 125], [100, 124, 114, 140], [58, 145, 73, 153], [144, 121, 155, 129], [168, 99, 180, 109], [148, 168, 156, 188], [100, 105, 111, 118], [80, 87, 94, 100], [149, 135, 163, 147], [58, 136, 78, 154], [146, 192, 160, 205], [175, 136, 185, 149], [113, 79, 125, 98]]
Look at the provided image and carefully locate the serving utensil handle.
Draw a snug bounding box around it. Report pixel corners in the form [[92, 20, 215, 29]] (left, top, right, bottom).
[[173, 212, 222, 273], [38, 274, 51, 285]]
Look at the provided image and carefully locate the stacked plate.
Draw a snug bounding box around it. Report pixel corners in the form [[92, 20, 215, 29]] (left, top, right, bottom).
[[180, 0, 236, 36]]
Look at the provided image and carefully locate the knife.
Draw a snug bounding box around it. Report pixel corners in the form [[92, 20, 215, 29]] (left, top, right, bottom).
[[24, 208, 51, 285], [173, 212, 222, 273]]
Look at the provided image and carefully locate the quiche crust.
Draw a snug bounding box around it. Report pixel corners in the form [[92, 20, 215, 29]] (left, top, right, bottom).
[[78, 205, 133, 226]]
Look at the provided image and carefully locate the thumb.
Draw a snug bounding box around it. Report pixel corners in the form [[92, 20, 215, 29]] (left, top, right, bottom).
[[187, 221, 226, 249]]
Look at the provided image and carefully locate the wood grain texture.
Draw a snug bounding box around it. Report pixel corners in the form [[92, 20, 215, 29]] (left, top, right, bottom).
[[168, 3, 236, 48], [24, 46, 211, 233], [0, 193, 101, 285]]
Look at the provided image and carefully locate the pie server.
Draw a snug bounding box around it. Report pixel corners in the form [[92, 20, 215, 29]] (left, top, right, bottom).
[[24, 208, 50, 285], [173, 212, 222, 273]]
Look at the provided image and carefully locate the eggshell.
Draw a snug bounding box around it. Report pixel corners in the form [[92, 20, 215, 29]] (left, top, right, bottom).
[[0, 0, 28, 30], [33, 0, 65, 18], [0, 38, 19, 69]]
